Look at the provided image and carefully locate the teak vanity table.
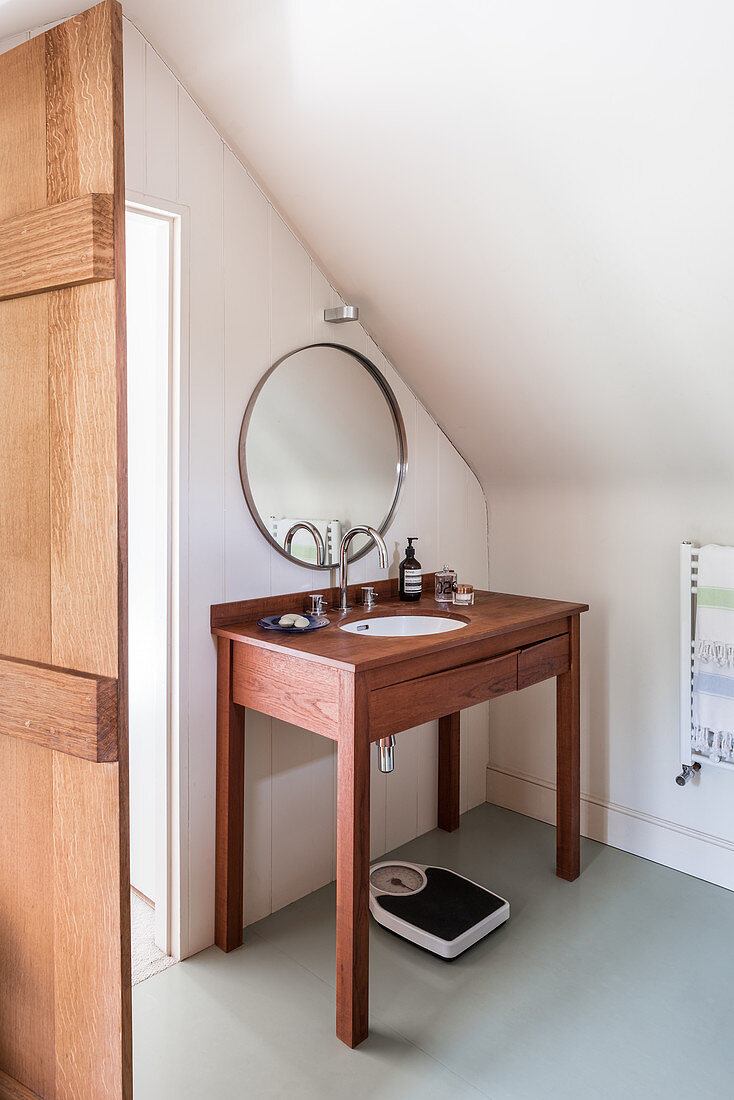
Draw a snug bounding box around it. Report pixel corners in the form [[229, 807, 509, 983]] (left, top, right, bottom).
[[211, 575, 588, 1048]]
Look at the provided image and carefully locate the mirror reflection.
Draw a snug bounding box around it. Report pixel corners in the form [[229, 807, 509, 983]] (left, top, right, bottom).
[[239, 344, 406, 568]]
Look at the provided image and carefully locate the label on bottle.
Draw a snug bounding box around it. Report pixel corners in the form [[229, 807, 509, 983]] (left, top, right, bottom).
[[404, 570, 422, 593], [435, 572, 456, 601]]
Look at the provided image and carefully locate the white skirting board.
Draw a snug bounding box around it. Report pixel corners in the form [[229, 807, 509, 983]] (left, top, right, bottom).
[[486, 765, 734, 892]]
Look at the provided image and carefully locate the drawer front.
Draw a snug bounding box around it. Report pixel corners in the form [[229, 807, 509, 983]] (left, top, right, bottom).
[[368, 650, 518, 739], [517, 633, 570, 690]]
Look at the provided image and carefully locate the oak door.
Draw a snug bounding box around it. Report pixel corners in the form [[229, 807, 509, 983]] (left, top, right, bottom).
[[0, 2, 131, 1097]]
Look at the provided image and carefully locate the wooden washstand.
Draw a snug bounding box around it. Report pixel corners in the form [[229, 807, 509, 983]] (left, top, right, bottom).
[[211, 575, 588, 1047]]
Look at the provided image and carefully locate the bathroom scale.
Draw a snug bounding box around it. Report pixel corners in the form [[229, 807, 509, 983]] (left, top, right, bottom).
[[369, 861, 509, 959]]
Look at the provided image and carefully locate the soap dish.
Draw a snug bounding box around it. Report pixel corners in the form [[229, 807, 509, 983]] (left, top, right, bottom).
[[257, 614, 330, 633]]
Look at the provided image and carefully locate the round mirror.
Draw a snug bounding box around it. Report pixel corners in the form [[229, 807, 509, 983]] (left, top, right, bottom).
[[239, 343, 407, 568]]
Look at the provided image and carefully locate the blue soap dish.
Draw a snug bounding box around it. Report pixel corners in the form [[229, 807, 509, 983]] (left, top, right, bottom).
[[257, 614, 330, 633]]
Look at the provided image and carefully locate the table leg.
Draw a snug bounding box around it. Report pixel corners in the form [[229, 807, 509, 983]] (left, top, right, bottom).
[[437, 711, 460, 831], [556, 615, 580, 881], [215, 636, 245, 952], [336, 673, 370, 1047]]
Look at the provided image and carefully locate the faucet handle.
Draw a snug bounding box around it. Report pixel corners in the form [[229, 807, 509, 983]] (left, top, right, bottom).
[[307, 593, 327, 616], [361, 586, 377, 609]]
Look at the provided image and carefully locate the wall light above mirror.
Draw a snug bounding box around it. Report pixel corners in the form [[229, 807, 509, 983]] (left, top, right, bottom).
[[239, 343, 407, 569]]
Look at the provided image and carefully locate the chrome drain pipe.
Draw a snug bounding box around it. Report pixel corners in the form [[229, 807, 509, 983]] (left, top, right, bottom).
[[378, 735, 396, 773]]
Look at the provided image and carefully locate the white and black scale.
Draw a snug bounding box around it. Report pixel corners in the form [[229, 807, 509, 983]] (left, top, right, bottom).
[[369, 861, 509, 958]]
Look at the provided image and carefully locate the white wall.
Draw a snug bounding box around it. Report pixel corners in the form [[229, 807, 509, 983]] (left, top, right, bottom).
[[121, 19, 489, 955], [487, 487, 734, 889]]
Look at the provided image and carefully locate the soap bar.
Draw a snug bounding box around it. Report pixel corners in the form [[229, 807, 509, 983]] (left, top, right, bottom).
[[278, 613, 310, 629]]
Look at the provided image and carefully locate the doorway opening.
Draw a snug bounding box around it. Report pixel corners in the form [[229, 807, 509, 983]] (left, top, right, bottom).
[[126, 201, 181, 978]]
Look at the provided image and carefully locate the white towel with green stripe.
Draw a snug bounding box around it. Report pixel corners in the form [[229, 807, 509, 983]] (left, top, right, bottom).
[[693, 544, 734, 763]]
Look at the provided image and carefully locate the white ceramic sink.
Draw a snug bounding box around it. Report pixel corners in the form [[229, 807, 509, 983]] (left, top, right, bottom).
[[340, 615, 468, 638]]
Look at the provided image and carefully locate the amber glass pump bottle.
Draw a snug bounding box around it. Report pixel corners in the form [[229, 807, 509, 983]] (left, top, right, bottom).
[[399, 537, 422, 601]]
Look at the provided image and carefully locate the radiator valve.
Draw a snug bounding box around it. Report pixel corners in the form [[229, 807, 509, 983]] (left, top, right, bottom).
[[675, 761, 701, 786]]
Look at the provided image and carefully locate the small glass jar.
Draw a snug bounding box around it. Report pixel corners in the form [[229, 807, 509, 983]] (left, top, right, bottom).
[[453, 583, 474, 607], [435, 564, 457, 603]]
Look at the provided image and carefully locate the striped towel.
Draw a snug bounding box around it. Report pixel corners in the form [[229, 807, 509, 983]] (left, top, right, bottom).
[[269, 517, 342, 566], [692, 544, 734, 763]]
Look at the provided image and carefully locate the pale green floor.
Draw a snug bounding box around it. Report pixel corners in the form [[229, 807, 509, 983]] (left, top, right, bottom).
[[133, 805, 734, 1099]]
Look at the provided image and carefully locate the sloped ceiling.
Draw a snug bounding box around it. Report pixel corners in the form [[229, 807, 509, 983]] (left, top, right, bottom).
[[6, 1, 733, 487]]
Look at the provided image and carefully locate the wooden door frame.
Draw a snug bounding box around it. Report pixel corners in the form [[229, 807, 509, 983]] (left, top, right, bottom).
[[126, 191, 191, 961]]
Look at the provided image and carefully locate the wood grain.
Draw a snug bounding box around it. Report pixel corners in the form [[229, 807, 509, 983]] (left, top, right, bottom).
[[438, 712, 461, 832], [45, 2, 115, 204], [336, 671, 370, 1048], [517, 632, 570, 690], [215, 638, 246, 952], [109, 5, 132, 1092], [49, 280, 118, 680], [363, 619, 574, 690], [0, 193, 114, 301], [0, 736, 55, 1099], [0, 294, 51, 664], [0, 653, 117, 761], [0, 26, 55, 1100], [556, 615, 581, 881], [210, 575, 435, 631], [368, 651, 518, 738], [213, 588, 588, 675], [0, 4, 130, 1097], [53, 751, 125, 1099], [0, 35, 46, 220], [0, 1068, 44, 1100], [232, 644, 340, 739]]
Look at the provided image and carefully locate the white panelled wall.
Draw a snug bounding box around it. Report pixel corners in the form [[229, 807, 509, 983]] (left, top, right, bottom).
[[122, 19, 488, 954], [487, 486, 734, 891]]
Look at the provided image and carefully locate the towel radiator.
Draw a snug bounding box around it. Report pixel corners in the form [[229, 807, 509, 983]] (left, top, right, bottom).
[[678, 541, 734, 781]]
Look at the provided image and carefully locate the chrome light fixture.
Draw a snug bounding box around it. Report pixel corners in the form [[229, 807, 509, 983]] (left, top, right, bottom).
[[324, 305, 359, 323]]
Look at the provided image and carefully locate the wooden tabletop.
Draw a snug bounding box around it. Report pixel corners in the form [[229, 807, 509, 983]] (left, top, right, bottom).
[[211, 589, 589, 673]]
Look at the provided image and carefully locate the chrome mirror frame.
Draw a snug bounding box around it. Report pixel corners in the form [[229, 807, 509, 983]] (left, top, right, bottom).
[[238, 342, 408, 570]]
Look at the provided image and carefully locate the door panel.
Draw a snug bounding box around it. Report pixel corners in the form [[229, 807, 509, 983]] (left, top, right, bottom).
[[0, 294, 51, 663], [0, 3, 130, 1097], [0, 34, 46, 220], [50, 279, 120, 677]]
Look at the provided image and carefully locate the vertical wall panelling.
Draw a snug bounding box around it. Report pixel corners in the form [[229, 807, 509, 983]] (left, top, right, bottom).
[[222, 150, 270, 603], [145, 44, 178, 200], [267, 211, 319, 598], [268, 210, 336, 911], [222, 148, 273, 923], [171, 195, 191, 958], [121, 22, 145, 193], [114, 17, 489, 950], [487, 485, 734, 890], [177, 88, 226, 950], [308, 271, 342, 879]]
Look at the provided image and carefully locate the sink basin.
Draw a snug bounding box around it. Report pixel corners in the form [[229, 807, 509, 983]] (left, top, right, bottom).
[[340, 615, 468, 637]]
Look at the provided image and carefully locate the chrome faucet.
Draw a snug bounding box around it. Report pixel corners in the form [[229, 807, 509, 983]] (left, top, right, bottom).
[[338, 526, 388, 611], [283, 521, 326, 566]]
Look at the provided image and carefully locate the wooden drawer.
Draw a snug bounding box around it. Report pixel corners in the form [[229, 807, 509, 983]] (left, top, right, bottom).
[[517, 633, 570, 690], [368, 650, 518, 739]]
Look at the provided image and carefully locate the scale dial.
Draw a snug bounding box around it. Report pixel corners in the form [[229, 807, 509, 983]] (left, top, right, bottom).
[[370, 863, 426, 895]]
